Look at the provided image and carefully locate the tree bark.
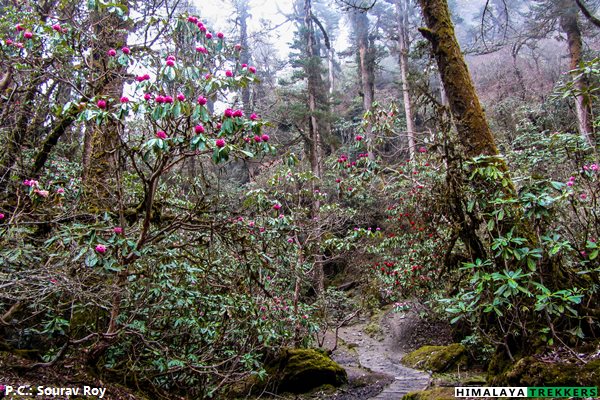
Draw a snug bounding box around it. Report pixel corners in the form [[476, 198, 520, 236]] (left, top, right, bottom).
[[397, 0, 416, 161], [418, 0, 499, 158], [305, 0, 325, 296], [560, 1, 595, 147], [352, 10, 375, 111], [82, 1, 131, 204]]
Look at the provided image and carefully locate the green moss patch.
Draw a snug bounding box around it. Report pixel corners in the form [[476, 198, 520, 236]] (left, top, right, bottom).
[[402, 387, 455, 400], [402, 344, 467, 372], [492, 357, 600, 387], [270, 348, 348, 394]]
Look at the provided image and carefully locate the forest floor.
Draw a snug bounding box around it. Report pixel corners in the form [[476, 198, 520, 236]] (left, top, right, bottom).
[[296, 302, 455, 400]]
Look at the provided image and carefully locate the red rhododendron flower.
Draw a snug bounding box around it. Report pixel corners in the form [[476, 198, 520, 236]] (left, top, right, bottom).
[[250, 113, 259, 121], [196, 46, 208, 54], [217, 32, 224, 39], [206, 32, 213, 39], [97, 99, 107, 109], [254, 135, 262, 143], [198, 23, 206, 32], [177, 93, 186, 101], [216, 139, 226, 148], [187, 16, 198, 23], [355, 135, 363, 141], [164, 95, 173, 103], [16, 24, 25, 31], [233, 109, 243, 117], [156, 95, 165, 103], [144, 93, 152, 101], [24, 31, 33, 39], [225, 70, 233, 77], [272, 203, 281, 210], [166, 59, 175, 67], [52, 24, 61, 31], [121, 46, 130, 54], [261, 134, 270, 142], [224, 108, 233, 118], [249, 66, 256, 73], [107, 48, 117, 57], [113, 227, 123, 234], [194, 125, 205, 134], [95, 244, 107, 254], [197, 96, 207, 105], [156, 131, 167, 139], [120, 96, 129, 103]]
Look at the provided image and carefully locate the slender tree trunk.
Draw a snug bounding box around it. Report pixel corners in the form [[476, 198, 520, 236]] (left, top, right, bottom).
[[236, 0, 252, 112], [305, 0, 324, 295], [560, 1, 595, 147], [397, 0, 416, 161]]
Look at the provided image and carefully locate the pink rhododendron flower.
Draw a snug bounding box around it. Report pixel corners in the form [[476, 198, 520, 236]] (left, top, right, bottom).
[[120, 96, 129, 103], [272, 203, 281, 210], [15, 42, 23, 48], [113, 226, 123, 234], [24, 31, 33, 39], [261, 134, 270, 142], [225, 70, 233, 77], [156, 95, 165, 103], [52, 24, 61, 31], [177, 93, 186, 101], [0, 213, 5, 220], [205, 32, 213, 39], [234, 44, 242, 51], [56, 188, 65, 194], [287, 238, 294, 243], [215, 139, 226, 148], [248, 66, 256, 73], [194, 125, 205, 134], [23, 179, 38, 187], [355, 135, 363, 141], [241, 63, 248, 68], [166, 59, 175, 67], [196, 46, 207, 54], [35, 189, 49, 197], [187, 16, 198, 23], [15, 24, 25, 31], [97, 99, 107, 109], [198, 23, 206, 32], [164, 95, 173, 103], [254, 135, 262, 143], [244, 137, 250, 143], [5, 39, 13, 45], [121, 46, 130, 54], [224, 108, 233, 118], [144, 93, 152, 101], [250, 113, 259, 121], [233, 109, 243, 117], [107, 48, 117, 57], [205, 73, 212, 80], [217, 32, 224, 39], [418, 146, 427, 153], [95, 244, 107, 254], [156, 131, 167, 139], [580, 193, 587, 200], [197, 96, 207, 105]]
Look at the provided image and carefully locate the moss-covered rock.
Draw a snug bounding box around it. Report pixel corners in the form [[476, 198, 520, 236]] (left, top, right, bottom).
[[402, 387, 455, 400], [270, 348, 348, 393], [402, 344, 467, 372], [492, 357, 600, 387]]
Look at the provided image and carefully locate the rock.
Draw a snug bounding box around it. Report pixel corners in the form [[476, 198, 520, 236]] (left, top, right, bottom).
[[270, 348, 348, 393], [402, 344, 467, 372], [402, 387, 455, 400], [492, 357, 600, 386]]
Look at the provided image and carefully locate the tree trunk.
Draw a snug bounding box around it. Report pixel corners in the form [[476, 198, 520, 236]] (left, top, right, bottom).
[[305, 0, 325, 296], [82, 1, 130, 205], [397, 0, 416, 161], [352, 10, 375, 111], [418, 0, 499, 158], [236, 0, 252, 112], [560, 1, 595, 147]]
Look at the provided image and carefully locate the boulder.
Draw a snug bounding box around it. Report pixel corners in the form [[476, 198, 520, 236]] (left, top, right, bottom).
[[402, 344, 467, 372]]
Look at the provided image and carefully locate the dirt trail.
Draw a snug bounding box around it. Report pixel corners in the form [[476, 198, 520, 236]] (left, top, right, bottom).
[[334, 310, 431, 399]]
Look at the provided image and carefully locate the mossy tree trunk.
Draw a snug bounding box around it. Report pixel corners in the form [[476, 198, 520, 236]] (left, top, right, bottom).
[[417, 0, 499, 159], [82, 1, 130, 205]]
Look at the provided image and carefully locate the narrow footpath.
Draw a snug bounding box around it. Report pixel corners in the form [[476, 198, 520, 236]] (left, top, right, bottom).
[[335, 310, 431, 399]]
